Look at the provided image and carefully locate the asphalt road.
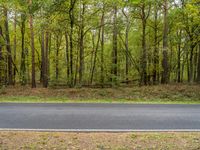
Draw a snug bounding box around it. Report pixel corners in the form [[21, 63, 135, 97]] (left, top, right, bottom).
[[0, 103, 200, 131]]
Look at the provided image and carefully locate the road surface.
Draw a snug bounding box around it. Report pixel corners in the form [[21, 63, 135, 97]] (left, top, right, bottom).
[[0, 103, 200, 131]]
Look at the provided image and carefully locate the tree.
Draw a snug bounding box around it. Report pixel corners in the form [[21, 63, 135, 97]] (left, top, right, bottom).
[[0, 0, 199, 88], [29, 0, 36, 88], [3, 7, 13, 85], [111, 4, 118, 83], [79, 0, 86, 86], [197, 44, 200, 83], [20, 13, 27, 85], [161, 0, 169, 84], [0, 24, 4, 87]]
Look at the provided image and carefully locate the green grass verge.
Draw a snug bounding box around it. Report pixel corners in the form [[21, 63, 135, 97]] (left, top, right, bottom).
[[0, 96, 200, 104]]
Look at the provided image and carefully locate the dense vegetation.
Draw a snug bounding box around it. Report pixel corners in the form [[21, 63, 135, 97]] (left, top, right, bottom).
[[0, 0, 199, 88]]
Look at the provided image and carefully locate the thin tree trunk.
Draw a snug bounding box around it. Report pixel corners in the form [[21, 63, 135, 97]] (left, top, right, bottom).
[[161, 0, 169, 84], [100, 9, 105, 86], [0, 25, 3, 87], [41, 29, 48, 87], [56, 35, 59, 80], [44, 31, 49, 87], [122, 7, 130, 83], [47, 33, 51, 81], [153, 5, 158, 84], [140, 3, 147, 85], [20, 13, 27, 85], [13, 12, 17, 85], [41, 30, 45, 83], [111, 5, 118, 83], [194, 46, 198, 82], [4, 7, 13, 85], [65, 32, 70, 84], [177, 30, 182, 83], [197, 44, 200, 83], [189, 44, 195, 82], [79, 2, 85, 85], [90, 28, 101, 84], [29, 0, 36, 88], [69, 0, 76, 87]]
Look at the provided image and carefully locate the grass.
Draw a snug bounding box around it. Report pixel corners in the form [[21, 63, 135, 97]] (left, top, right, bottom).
[[0, 84, 199, 104], [0, 131, 200, 150], [0, 96, 200, 104]]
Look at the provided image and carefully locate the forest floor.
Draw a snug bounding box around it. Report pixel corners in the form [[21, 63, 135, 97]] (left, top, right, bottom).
[[0, 131, 200, 150], [0, 84, 200, 104]]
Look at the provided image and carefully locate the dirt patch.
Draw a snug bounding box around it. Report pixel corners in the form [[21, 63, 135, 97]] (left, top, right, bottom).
[[0, 132, 200, 150]]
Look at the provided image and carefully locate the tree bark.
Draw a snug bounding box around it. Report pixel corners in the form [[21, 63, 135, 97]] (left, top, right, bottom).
[[161, 0, 169, 84], [79, 2, 85, 86], [140, 2, 149, 85], [29, 0, 36, 88], [41, 29, 48, 87], [122, 7, 130, 83], [43, 31, 49, 87], [197, 44, 200, 83], [189, 43, 195, 82], [111, 5, 118, 83], [13, 12, 17, 85], [0, 25, 4, 87], [4, 7, 13, 85], [69, 0, 76, 87], [20, 13, 27, 85], [55, 35, 59, 80], [100, 8, 105, 86], [153, 3, 159, 84], [65, 32, 70, 84], [177, 30, 182, 83], [90, 27, 101, 84]]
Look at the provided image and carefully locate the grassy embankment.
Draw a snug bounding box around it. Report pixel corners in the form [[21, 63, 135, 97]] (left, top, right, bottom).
[[0, 84, 199, 104]]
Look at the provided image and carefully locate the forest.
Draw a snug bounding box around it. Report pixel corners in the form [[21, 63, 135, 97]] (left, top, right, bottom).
[[0, 0, 199, 88]]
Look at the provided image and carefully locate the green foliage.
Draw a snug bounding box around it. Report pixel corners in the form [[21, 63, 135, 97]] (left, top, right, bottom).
[[0, 0, 199, 87]]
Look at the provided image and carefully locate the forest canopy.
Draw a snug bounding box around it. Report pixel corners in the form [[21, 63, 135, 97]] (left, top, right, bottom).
[[0, 0, 199, 88]]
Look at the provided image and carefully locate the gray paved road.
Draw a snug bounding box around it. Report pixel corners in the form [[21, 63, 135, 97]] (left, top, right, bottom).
[[0, 103, 200, 131]]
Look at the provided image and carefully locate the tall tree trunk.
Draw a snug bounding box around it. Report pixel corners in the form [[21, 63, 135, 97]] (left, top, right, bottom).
[[161, 0, 169, 84], [90, 27, 101, 84], [13, 12, 17, 85], [111, 5, 118, 83], [41, 30, 45, 83], [177, 30, 182, 83], [55, 35, 59, 80], [122, 7, 130, 83], [189, 43, 195, 83], [79, 2, 85, 86], [0, 25, 4, 87], [29, 0, 36, 88], [20, 13, 27, 85], [43, 31, 49, 87], [4, 7, 13, 85], [140, 3, 147, 85], [65, 32, 70, 84], [153, 4, 158, 84], [41, 29, 48, 87], [69, 0, 76, 87], [193, 46, 198, 81], [197, 44, 200, 83], [100, 9, 105, 86], [47, 33, 51, 82]]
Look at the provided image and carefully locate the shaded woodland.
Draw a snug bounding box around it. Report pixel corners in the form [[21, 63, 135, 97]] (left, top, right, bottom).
[[0, 0, 199, 88]]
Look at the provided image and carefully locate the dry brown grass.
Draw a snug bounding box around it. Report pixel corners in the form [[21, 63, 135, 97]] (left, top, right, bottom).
[[1, 84, 200, 101], [0, 131, 200, 150]]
